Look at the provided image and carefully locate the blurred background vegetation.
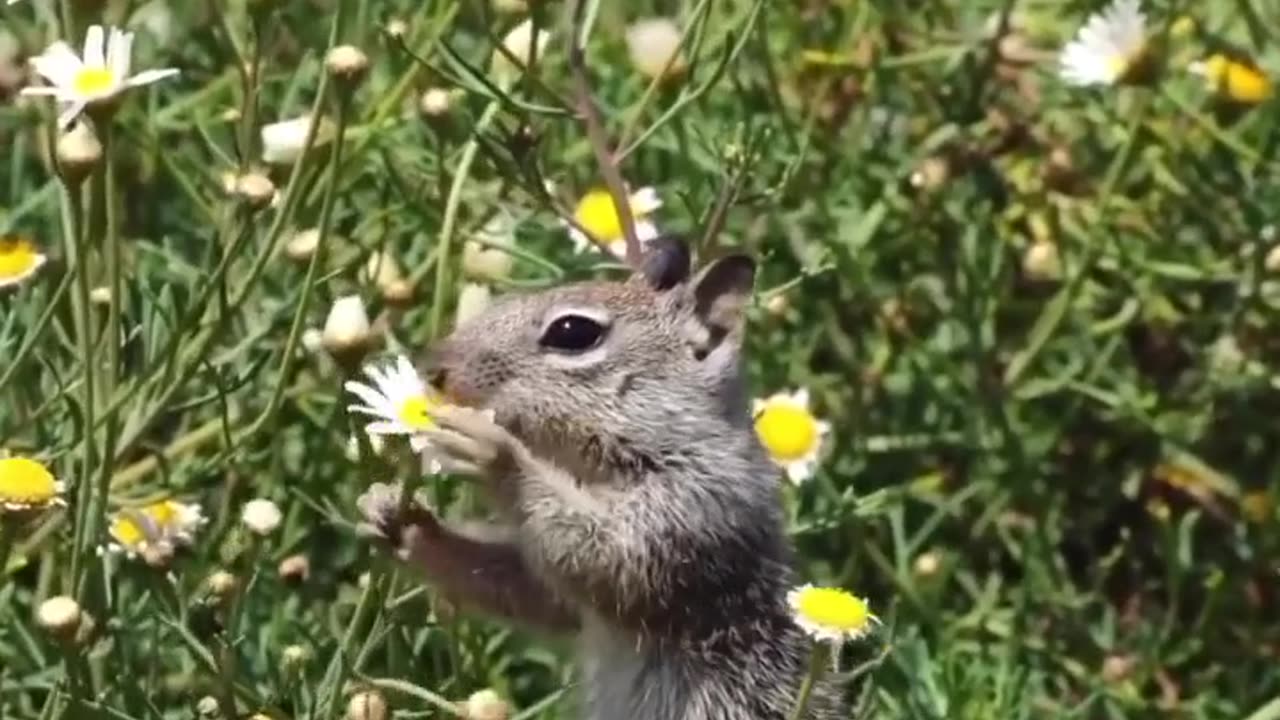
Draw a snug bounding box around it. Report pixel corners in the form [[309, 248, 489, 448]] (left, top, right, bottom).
[[2, 0, 1280, 718]]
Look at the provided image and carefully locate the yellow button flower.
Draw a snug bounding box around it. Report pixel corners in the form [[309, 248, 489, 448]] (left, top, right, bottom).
[[0, 456, 66, 512], [106, 499, 205, 558], [753, 389, 831, 484], [565, 186, 663, 259], [787, 584, 878, 644], [1189, 54, 1272, 105], [0, 236, 49, 289]]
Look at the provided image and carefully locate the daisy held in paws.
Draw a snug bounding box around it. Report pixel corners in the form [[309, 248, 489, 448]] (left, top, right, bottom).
[[22, 25, 179, 128], [345, 356, 444, 455]]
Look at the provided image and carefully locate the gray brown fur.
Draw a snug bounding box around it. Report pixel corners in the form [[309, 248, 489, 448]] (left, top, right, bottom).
[[357, 241, 846, 720]]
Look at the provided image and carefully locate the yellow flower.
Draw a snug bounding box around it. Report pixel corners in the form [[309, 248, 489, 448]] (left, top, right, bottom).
[[565, 186, 663, 259], [1241, 491, 1273, 524], [0, 236, 49, 289], [1169, 15, 1197, 39], [106, 499, 206, 558], [0, 456, 66, 512], [787, 584, 878, 644], [1189, 54, 1272, 104], [753, 389, 831, 484]]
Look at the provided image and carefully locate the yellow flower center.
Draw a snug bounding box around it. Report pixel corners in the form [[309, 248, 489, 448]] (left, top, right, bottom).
[[0, 457, 60, 506], [396, 395, 437, 430], [110, 515, 147, 548], [573, 189, 644, 243], [72, 67, 118, 96], [755, 402, 819, 462], [144, 500, 179, 525], [794, 587, 872, 633], [0, 237, 41, 281]]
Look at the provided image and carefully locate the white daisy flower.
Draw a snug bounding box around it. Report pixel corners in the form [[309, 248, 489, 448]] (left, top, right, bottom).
[[563, 186, 663, 259], [787, 584, 879, 645], [752, 388, 831, 484], [105, 499, 206, 559], [1059, 0, 1148, 87], [21, 25, 180, 129], [260, 115, 336, 165], [0, 236, 49, 289], [344, 355, 442, 454]]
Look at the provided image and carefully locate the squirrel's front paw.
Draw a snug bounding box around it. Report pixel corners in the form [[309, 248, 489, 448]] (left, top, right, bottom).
[[355, 482, 439, 558], [423, 406, 527, 478]]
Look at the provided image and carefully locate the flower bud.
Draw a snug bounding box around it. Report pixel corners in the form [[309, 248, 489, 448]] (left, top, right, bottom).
[[1265, 242, 1280, 273], [37, 595, 82, 640], [301, 327, 324, 354], [56, 123, 102, 185], [285, 228, 321, 263], [278, 553, 311, 584], [764, 292, 789, 317], [205, 570, 239, 603], [625, 18, 687, 81], [463, 689, 512, 720], [384, 18, 409, 40], [910, 156, 950, 191], [346, 690, 388, 720], [89, 286, 112, 306], [195, 695, 220, 719], [419, 87, 454, 117], [143, 540, 176, 569], [362, 251, 410, 305], [1022, 240, 1062, 282], [241, 498, 283, 536], [233, 172, 277, 211], [281, 644, 310, 669], [321, 295, 375, 366], [493, 19, 550, 81], [326, 45, 370, 89], [455, 283, 492, 327], [913, 551, 941, 577]]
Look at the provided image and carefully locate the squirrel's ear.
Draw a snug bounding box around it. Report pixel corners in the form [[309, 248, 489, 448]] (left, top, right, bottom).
[[691, 254, 755, 338], [634, 234, 692, 291]]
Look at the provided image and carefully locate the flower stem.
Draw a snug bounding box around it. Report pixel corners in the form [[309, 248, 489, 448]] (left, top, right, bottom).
[[786, 642, 828, 720], [62, 157, 96, 592], [241, 92, 349, 438]]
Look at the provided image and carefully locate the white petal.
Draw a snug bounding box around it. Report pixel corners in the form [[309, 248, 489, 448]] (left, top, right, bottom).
[[632, 219, 661, 243], [57, 101, 86, 129], [29, 43, 84, 88], [107, 27, 133, 79], [366, 420, 411, 436], [344, 380, 393, 411], [82, 26, 106, 69], [792, 387, 810, 408], [125, 67, 179, 88], [786, 460, 814, 484], [567, 224, 592, 253], [629, 186, 663, 215], [19, 87, 64, 96]]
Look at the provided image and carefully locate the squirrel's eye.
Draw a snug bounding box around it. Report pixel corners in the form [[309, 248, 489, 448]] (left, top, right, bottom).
[[539, 314, 606, 352]]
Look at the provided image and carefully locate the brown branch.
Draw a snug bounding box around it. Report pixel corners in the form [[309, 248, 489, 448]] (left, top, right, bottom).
[[566, 0, 642, 267]]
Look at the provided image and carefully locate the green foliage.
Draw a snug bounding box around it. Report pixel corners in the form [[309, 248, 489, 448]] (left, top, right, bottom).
[[2, 0, 1280, 718]]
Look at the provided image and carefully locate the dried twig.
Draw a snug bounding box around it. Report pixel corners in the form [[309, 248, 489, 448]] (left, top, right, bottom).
[[566, 0, 642, 267]]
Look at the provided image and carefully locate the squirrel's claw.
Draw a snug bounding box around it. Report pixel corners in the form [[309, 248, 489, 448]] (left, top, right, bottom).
[[355, 482, 438, 552], [427, 406, 525, 478]]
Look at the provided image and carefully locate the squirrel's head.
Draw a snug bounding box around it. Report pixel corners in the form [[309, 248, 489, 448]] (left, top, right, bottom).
[[424, 235, 756, 475]]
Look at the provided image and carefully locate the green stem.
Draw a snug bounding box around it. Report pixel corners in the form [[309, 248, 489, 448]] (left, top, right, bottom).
[[786, 643, 828, 720], [417, 97, 504, 331], [87, 121, 123, 589], [241, 93, 350, 438], [64, 167, 96, 592]]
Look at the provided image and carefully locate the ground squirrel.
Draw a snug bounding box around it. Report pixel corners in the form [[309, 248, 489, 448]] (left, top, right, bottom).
[[357, 236, 846, 719]]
